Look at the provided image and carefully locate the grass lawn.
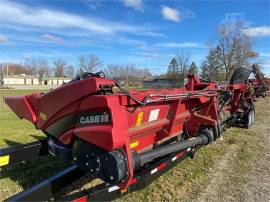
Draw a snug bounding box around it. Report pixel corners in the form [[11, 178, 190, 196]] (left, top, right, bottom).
[[0, 89, 268, 201], [0, 90, 46, 147], [0, 89, 70, 201]]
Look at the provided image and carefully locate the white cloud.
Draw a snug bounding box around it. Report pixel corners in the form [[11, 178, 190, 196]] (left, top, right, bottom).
[[243, 26, 270, 37], [261, 59, 270, 69], [0, 34, 9, 43], [80, 0, 102, 10], [0, 0, 160, 36], [122, 0, 143, 12], [41, 33, 65, 44], [156, 42, 206, 48], [161, 6, 180, 22], [0, 0, 109, 33], [260, 52, 270, 57]]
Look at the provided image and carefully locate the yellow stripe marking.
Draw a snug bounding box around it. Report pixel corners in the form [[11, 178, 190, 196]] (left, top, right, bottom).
[[130, 141, 139, 149], [136, 112, 144, 126], [0, 155, 10, 167]]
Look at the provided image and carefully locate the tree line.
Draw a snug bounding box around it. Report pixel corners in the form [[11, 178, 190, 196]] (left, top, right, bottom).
[[0, 58, 75, 78], [167, 17, 258, 83], [166, 50, 198, 84], [0, 55, 151, 86]]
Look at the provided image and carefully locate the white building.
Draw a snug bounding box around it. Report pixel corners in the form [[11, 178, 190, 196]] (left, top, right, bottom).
[[0, 75, 71, 87]]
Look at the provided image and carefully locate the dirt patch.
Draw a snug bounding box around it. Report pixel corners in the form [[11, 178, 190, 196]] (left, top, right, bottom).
[[246, 108, 270, 201], [195, 143, 238, 202], [194, 97, 270, 202]]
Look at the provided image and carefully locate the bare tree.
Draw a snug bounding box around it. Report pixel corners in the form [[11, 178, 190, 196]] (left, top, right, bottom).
[[136, 68, 151, 85], [123, 64, 137, 85], [65, 65, 76, 78], [0, 63, 4, 76], [104, 64, 151, 86], [216, 19, 258, 80], [105, 64, 123, 80], [78, 54, 102, 73], [53, 59, 67, 77], [141, 68, 151, 79], [25, 58, 50, 82], [176, 50, 191, 82], [0, 63, 32, 75]]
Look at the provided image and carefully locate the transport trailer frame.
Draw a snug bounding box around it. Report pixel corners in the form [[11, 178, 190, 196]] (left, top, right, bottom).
[[63, 149, 190, 202], [6, 165, 86, 202], [0, 139, 83, 201], [0, 139, 48, 168], [1, 139, 192, 202]]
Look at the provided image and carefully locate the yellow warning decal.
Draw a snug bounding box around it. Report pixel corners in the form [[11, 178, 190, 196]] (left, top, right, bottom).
[[0, 155, 10, 167], [136, 112, 144, 126], [130, 141, 139, 149], [40, 112, 47, 120]]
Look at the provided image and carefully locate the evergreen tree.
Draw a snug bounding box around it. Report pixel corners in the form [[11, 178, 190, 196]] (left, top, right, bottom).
[[200, 60, 210, 80], [207, 47, 225, 81], [201, 47, 225, 82], [167, 58, 180, 84], [188, 61, 198, 75]]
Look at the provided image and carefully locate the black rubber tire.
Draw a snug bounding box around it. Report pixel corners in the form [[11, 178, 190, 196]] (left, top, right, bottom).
[[200, 129, 214, 143]]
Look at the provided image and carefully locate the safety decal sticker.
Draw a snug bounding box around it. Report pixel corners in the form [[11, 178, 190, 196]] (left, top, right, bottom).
[[130, 140, 139, 149], [40, 112, 47, 121], [136, 112, 144, 126], [0, 155, 9, 167], [149, 109, 160, 122]]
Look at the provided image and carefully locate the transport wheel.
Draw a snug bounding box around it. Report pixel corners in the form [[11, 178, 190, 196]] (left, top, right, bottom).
[[244, 108, 255, 129], [200, 128, 214, 143]]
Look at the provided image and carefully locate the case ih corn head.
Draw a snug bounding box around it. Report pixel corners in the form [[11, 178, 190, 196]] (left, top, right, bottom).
[[0, 66, 261, 201]]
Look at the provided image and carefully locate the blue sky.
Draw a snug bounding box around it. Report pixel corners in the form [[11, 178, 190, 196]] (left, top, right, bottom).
[[0, 0, 270, 75]]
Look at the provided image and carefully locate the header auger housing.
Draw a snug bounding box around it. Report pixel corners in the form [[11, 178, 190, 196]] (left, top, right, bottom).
[[1, 66, 261, 201]]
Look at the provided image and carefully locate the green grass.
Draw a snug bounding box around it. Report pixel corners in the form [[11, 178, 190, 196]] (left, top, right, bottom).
[[0, 89, 70, 201], [0, 90, 46, 147], [0, 89, 268, 201]]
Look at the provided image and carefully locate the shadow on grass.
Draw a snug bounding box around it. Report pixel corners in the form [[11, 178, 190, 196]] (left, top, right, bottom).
[[0, 138, 105, 200], [1, 139, 22, 147], [0, 138, 70, 196], [29, 134, 46, 141], [1, 135, 46, 147], [0, 158, 70, 198]]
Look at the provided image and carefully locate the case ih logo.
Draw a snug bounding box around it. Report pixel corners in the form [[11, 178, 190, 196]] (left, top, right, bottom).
[[79, 112, 111, 125]]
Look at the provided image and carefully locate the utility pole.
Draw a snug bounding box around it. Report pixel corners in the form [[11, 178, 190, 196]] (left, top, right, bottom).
[[145, 55, 149, 69], [6, 63, 9, 76]]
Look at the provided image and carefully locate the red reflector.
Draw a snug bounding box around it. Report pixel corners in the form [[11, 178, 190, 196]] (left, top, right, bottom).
[[130, 178, 137, 185], [156, 162, 167, 171], [176, 152, 185, 159], [72, 196, 87, 202]]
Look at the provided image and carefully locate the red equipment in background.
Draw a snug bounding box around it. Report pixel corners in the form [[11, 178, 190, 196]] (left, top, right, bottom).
[[248, 64, 269, 97], [222, 67, 255, 129], [0, 67, 258, 201]]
